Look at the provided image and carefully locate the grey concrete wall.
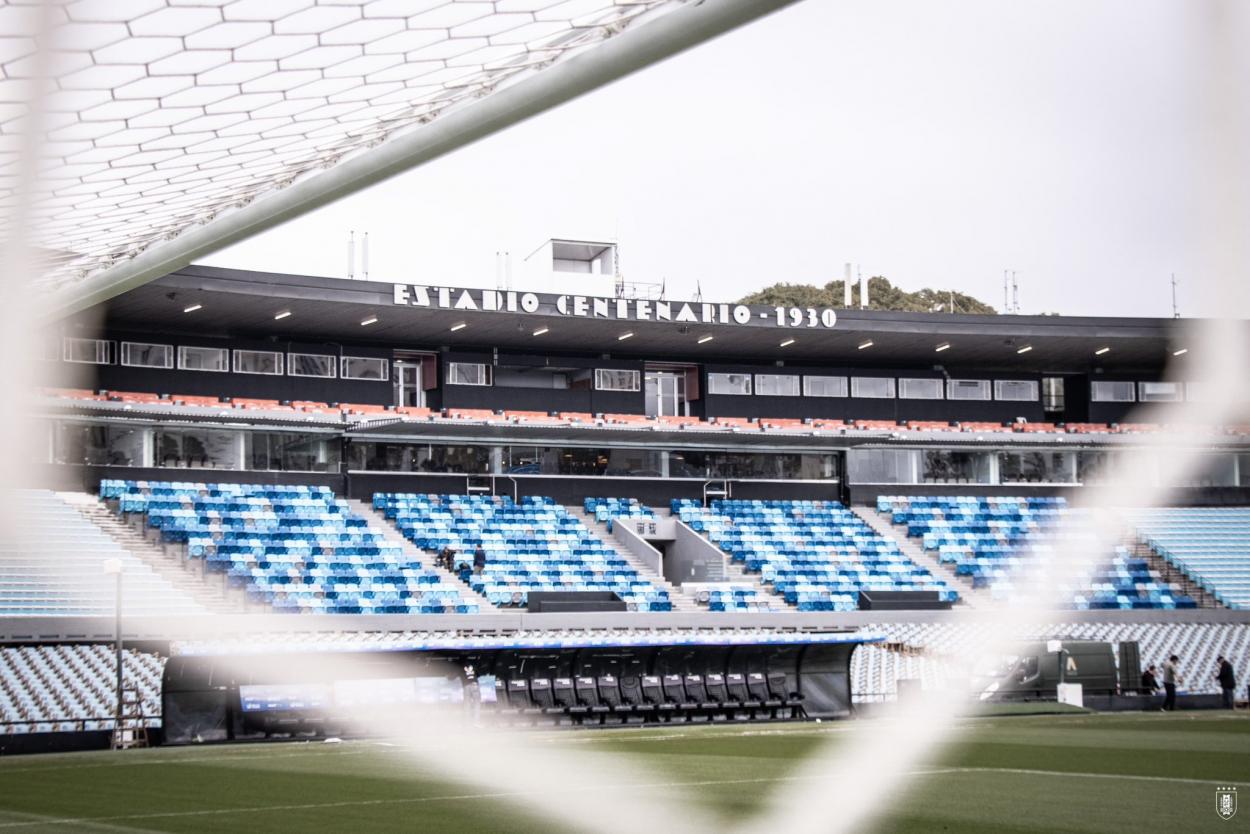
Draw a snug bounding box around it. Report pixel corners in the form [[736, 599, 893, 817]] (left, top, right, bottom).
[[612, 521, 664, 575], [665, 521, 731, 585]]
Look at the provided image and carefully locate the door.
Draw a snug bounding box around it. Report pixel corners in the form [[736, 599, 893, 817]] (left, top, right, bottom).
[[645, 371, 686, 418], [394, 362, 424, 408]]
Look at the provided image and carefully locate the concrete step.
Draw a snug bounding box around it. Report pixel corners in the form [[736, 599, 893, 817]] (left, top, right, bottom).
[[851, 504, 990, 610], [343, 498, 493, 609], [570, 507, 699, 612], [57, 491, 245, 614]]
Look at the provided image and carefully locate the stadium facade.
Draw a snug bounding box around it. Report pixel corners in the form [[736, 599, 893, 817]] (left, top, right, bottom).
[[4, 263, 1249, 753]]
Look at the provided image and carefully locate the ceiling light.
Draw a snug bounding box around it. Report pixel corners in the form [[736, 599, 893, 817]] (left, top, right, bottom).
[[360, 315, 378, 326], [697, 335, 714, 344], [449, 322, 467, 332], [617, 332, 634, 341], [1094, 346, 1110, 355], [857, 340, 873, 350], [1016, 345, 1033, 354], [274, 310, 291, 320], [779, 338, 796, 348], [1172, 348, 1188, 356], [532, 326, 549, 336], [935, 343, 950, 353], [182, 303, 201, 313]]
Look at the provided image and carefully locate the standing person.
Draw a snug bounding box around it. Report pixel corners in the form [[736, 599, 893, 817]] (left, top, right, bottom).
[[1140, 664, 1159, 696], [1215, 656, 1237, 710], [473, 543, 487, 576], [1162, 655, 1182, 711]]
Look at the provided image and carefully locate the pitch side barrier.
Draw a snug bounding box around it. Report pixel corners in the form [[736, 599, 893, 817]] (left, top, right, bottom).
[[161, 630, 875, 743]]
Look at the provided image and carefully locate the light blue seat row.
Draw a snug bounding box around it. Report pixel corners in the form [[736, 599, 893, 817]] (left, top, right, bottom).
[[101, 480, 477, 615], [374, 493, 673, 611]]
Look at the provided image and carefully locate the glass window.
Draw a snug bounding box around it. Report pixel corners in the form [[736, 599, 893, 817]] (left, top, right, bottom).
[[845, 448, 917, 484], [63, 337, 112, 365], [1091, 380, 1136, 402], [504, 446, 663, 477], [347, 442, 491, 473], [120, 342, 172, 369], [851, 377, 894, 399], [754, 374, 800, 397], [246, 432, 340, 472], [803, 376, 848, 397], [995, 380, 1039, 402], [898, 378, 943, 400], [707, 373, 752, 395], [668, 450, 836, 480], [154, 427, 240, 469], [922, 450, 992, 483], [998, 450, 1075, 483], [594, 369, 640, 391], [1042, 377, 1065, 411], [947, 379, 991, 400], [446, 362, 489, 386], [178, 345, 229, 372], [1138, 381, 1183, 402], [288, 353, 336, 378], [54, 423, 144, 466], [342, 356, 389, 381], [233, 349, 283, 376]]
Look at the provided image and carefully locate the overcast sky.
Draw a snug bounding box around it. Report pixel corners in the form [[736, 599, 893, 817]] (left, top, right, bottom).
[[201, 0, 1223, 319]]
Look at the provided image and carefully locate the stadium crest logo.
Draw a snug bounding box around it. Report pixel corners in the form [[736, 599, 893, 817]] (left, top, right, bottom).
[[1217, 786, 1237, 820]]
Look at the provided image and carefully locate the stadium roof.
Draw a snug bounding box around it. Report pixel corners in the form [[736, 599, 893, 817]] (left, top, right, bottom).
[[8, 0, 796, 316], [82, 265, 1193, 371]]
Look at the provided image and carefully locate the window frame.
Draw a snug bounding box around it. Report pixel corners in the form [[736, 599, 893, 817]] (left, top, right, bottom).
[[594, 369, 641, 392], [177, 345, 229, 373], [850, 376, 895, 399], [118, 341, 173, 370], [340, 356, 390, 382], [994, 379, 1039, 402], [898, 377, 944, 400], [232, 349, 284, 376], [803, 375, 848, 398], [753, 373, 800, 397], [62, 337, 113, 365], [707, 372, 753, 396], [1138, 381, 1183, 403], [947, 379, 992, 401], [1090, 380, 1136, 403], [445, 361, 490, 387], [287, 352, 337, 379]]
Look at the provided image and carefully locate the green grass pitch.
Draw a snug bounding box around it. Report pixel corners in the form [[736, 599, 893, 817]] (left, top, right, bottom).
[[0, 712, 1245, 833]]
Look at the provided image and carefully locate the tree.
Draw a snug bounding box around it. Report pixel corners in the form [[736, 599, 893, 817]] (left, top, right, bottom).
[[738, 276, 998, 315]]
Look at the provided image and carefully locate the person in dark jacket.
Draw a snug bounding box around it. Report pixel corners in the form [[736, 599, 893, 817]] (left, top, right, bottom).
[[1140, 664, 1159, 695], [472, 544, 487, 575], [1216, 656, 1237, 709]]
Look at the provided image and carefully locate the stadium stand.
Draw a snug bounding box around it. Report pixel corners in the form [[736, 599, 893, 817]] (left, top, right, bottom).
[[0, 646, 163, 734], [100, 480, 479, 614], [0, 490, 206, 616], [1131, 508, 1250, 609], [876, 496, 1197, 610], [674, 499, 959, 611], [374, 493, 673, 610], [583, 497, 655, 531]]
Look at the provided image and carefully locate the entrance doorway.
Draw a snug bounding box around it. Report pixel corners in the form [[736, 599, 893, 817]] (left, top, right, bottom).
[[645, 371, 687, 417]]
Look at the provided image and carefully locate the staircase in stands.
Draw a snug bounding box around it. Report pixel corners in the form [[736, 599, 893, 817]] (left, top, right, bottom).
[[345, 499, 494, 610], [850, 505, 991, 609], [1122, 536, 1223, 609], [59, 492, 244, 614], [570, 507, 700, 612]]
